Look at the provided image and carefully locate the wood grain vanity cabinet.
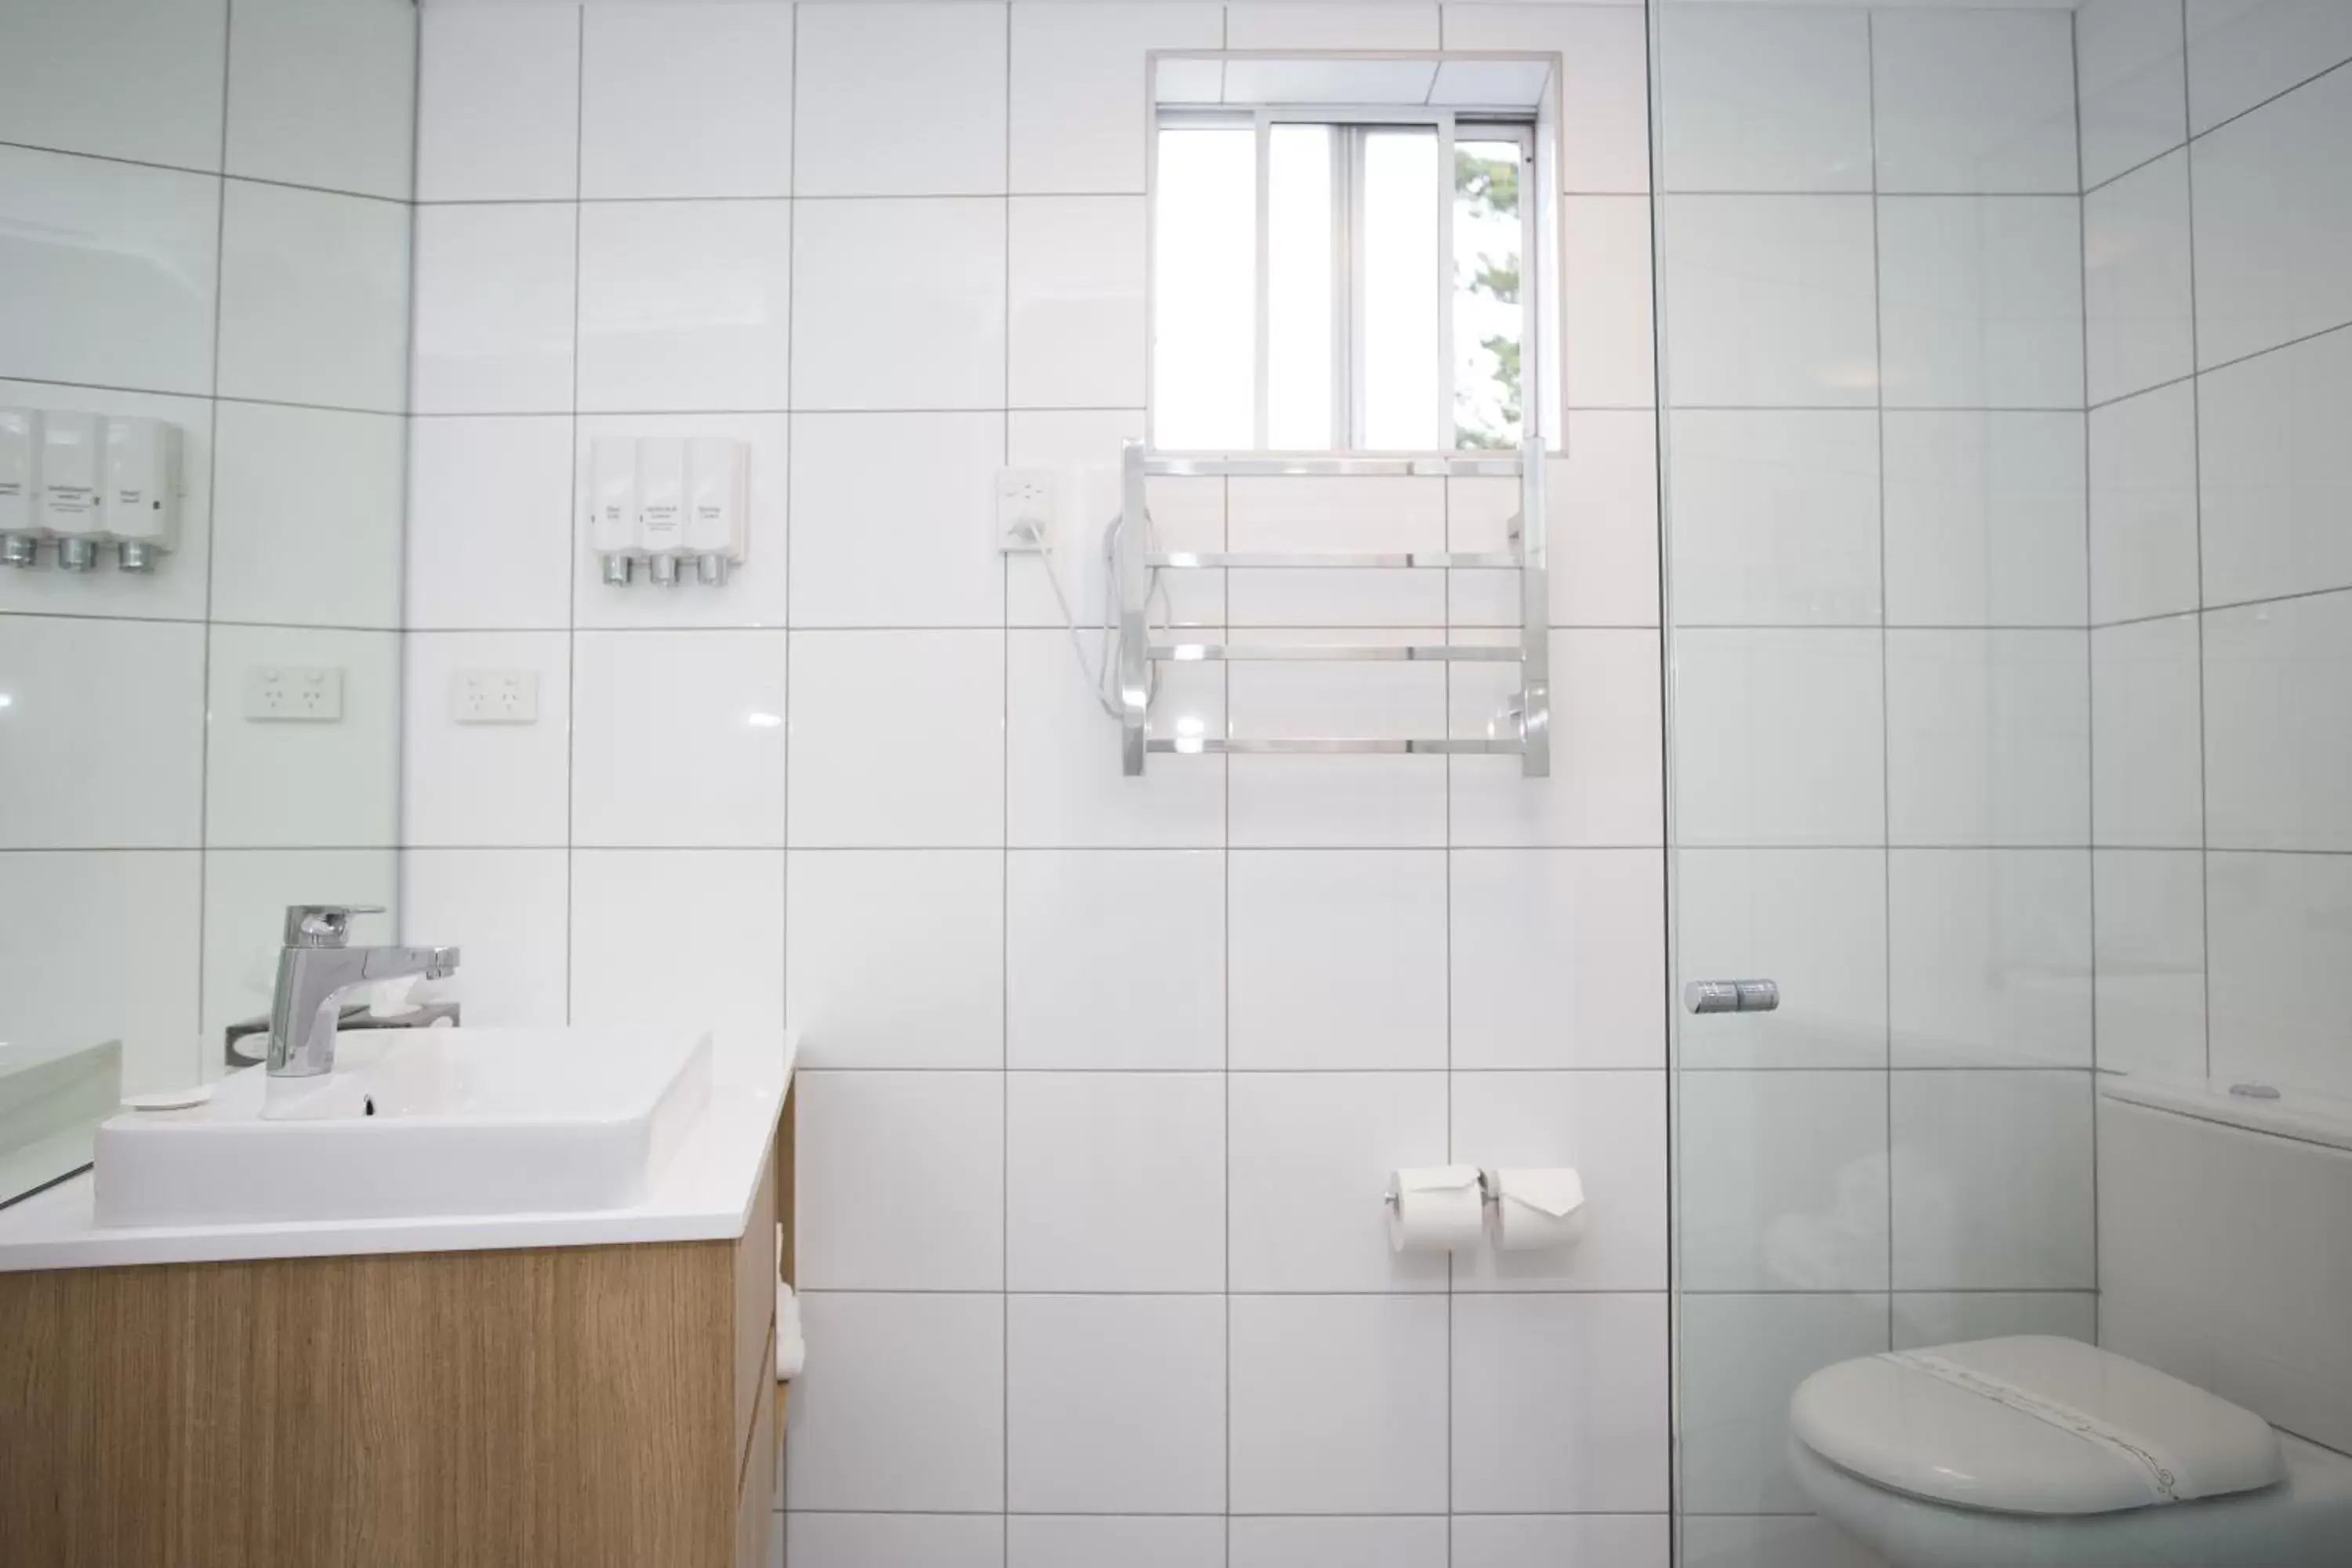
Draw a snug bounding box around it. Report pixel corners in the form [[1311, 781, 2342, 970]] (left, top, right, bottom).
[[0, 1091, 796, 1568]]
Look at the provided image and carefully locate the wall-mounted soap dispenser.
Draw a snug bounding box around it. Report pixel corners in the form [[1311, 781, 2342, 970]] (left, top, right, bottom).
[[636, 437, 688, 587], [104, 416, 180, 572], [686, 437, 746, 586], [590, 437, 637, 585], [39, 411, 105, 572], [0, 409, 37, 568]]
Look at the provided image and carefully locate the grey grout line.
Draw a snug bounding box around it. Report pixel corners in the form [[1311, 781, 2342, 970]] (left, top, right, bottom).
[[1864, 5, 1898, 1350], [2071, 5, 2104, 1325], [2180, 0, 2216, 1097], [0, 137, 412, 207], [561, 9, 585, 1028]]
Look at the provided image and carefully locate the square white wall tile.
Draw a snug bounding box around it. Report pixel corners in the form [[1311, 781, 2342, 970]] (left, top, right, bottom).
[[1682, 1514, 1886, 1568], [1871, 10, 2078, 194], [2078, 0, 2189, 189], [0, 383, 212, 626], [1679, 1292, 1888, 1513], [1667, 410, 1882, 626], [1680, 1070, 1889, 1293], [796, 5, 1007, 196], [1884, 412, 2085, 630], [1005, 1072, 1225, 1291], [1450, 848, 1664, 1069], [1228, 640, 1447, 849], [1891, 1069, 2096, 1290], [1656, 4, 1872, 194], [0, 0, 225, 171], [1009, 2, 1225, 194], [206, 626, 397, 849], [0, 618, 200, 849], [216, 180, 409, 413], [1007, 1295, 1226, 1513], [404, 416, 572, 632], [1889, 849, 2093, 1070], [1452, 1294, 1668, 1512], [1662, 196, 1878, 408], [1562, 197, 1657, 408], [794, 1070, 1004, 1290], [1227, 1072, 1451, 1293], [787, 850, 1004, 1069], [1449, 412, 1662, 630], [1006, 850, 1223, 1069], [787, 631, 1005, 848], [0, 148, 218, 397], [1450, 629, 1664, 848], [568, 850, 786, 1054], [408, 204, 577, 416], [2089, 382, 2201, 624], [1880, 197, 2085, 411], [783, 1292, 1005, 1512], [574, 412, 790, 630], [1010, 1517, 1224, 1568], [1007, 631, 1225, 848], [1678, 849, 1888, 1071], [1450, 1071, 1668, 1291], [226, 0, 416, 201], [793, 199, 1008, 411], [1229, 850, 1446, 1070], [398, 849, 570, 1026], [2086, 153, 2196, 406], [1227, 1295, 1450, 1515], [1225, 4, 1438, 49], [2208, 850, 2352, 1098], [1892, 1290, 2097, 1351], [2092, 615, 2205, 848], [788, 1515, 1003, 1568], [1454, 1517, 1670, 1568], [0, 852, 200, 1094], [1010, 197, 1146, 409], [1884, 630, 2090, 848], [2203, 590, 2352, 851], [1233, 1518, 1447, 1568], [788, 412, 1005, 629], [1443, 5, 1650, 194], [2186, 0, 2352, 134], [2198, 325, 2352, 607], [415, 4, 579, 202], [203, 848, 397, 1047], [1671, 629, 1885, 849], [2093, 848, 2209, 1080], [212, 402, 400, 631], [571, 630, 786, 848], [2190, 65, 2352, 369], [401, 631, 570, 848], [577, 201, 791, 414], [580, 4, 793, 200]]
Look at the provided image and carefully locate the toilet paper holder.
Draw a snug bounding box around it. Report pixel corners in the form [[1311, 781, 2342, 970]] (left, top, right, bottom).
[[1382, 1169, 1503, 1207]]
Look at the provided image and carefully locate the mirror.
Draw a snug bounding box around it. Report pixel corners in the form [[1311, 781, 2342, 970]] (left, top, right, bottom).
[[0, 0, 417, 1204]]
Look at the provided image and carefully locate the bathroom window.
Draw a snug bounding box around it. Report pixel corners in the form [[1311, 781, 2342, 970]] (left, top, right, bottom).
[[1152, 111, 1537, 453]]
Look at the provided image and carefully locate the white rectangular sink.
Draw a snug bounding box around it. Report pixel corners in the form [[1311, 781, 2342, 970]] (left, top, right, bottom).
[[91, 1028, 713, 1229]]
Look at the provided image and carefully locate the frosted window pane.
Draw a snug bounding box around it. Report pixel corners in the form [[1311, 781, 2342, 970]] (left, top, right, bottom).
[[1267, 124, 1334, 449], [1361, 129, 1439, 450], [1153, 125, 1254, 448]]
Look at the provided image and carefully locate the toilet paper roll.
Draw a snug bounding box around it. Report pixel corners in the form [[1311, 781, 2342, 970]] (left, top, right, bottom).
[[1486, 1167, 1586, 1253], [1387, 1165, 1487, 1253]]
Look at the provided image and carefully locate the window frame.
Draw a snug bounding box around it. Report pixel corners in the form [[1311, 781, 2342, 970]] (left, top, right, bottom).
[[1150, 103, 1541, 456]]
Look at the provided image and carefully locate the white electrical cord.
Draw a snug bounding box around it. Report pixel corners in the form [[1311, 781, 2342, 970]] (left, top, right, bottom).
[[1022, 510, 1174, 722]]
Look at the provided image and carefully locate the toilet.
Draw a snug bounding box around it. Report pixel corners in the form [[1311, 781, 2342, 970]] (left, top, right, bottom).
[[1786, 1076, 2352, 1567]]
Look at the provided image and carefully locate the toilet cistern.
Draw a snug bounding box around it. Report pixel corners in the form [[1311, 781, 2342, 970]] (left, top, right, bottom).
[[266, 904, 459, 1080]]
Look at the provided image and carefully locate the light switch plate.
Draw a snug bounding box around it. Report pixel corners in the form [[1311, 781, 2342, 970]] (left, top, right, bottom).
[[245, 664, 343, 722], [452, 669, 539, 724], [996, 466, 1055, 552]]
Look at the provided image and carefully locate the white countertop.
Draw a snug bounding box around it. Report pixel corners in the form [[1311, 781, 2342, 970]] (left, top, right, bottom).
[[0, 1038, 793, 1273]]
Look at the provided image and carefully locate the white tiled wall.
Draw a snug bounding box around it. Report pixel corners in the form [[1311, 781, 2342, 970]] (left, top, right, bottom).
[[2081, 3, 2352, 1105], [1657, 9, 2093, 1559], [398, 5, 1668, 1564], [0, 0, 414, 1095]]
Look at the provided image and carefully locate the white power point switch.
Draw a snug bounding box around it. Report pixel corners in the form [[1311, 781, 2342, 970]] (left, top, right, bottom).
[[452, 670, 539, 724], [996, 466, 1056, 553], [245, 665, 344, 722]]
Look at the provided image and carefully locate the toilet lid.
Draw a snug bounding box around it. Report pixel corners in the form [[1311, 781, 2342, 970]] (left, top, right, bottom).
[[1791, 1336, 2285, 1516]]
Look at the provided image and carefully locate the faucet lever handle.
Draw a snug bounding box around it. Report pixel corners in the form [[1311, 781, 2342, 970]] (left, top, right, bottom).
[[282, 904, 387, 949]]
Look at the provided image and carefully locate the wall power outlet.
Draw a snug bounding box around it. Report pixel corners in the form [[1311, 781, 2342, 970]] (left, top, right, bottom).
[[996, 466, 1056, 553], [244, 665, 343, 722], [452, 669, 539, 724]]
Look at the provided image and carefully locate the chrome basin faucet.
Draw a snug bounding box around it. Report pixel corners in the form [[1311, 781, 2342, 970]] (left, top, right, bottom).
[[267, 905, 460, 1079]]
